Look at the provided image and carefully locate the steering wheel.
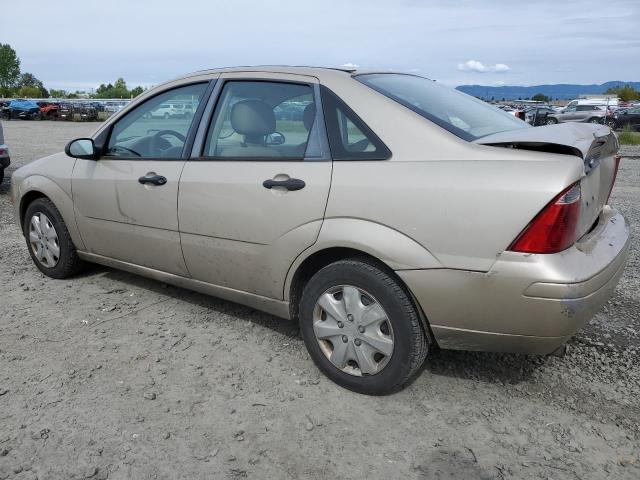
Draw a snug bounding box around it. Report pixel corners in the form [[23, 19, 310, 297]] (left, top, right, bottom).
[[149, 130, 186, 156], [110, 145, 142, 157]]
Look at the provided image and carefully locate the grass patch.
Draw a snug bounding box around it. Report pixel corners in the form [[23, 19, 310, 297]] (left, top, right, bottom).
[[618, 125, 640, 145]]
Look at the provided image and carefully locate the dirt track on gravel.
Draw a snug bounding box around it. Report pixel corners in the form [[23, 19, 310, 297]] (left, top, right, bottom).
[[0, 120, 638, 479]]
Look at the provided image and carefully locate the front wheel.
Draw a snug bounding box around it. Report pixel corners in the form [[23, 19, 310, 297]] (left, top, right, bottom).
[[23, 198, 85, 279], [299, 259, 428, 395], [545, 117, 558, 125], [588, 117, 602, 124]]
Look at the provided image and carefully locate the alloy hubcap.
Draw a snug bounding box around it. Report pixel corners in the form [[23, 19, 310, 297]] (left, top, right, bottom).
[[313, 285, 394, 376], [28, 213, 60, 268]]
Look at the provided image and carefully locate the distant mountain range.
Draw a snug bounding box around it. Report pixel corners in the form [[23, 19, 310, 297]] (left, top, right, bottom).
[[456, 81, 640, 100]]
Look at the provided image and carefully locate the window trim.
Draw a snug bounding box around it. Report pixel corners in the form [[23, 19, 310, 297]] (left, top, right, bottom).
[[192, 78, 331, 162], [98, 80, 215, 161], [320, 85, 392, 161]]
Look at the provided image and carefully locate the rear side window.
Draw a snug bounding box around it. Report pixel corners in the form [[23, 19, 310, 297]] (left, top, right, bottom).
[[320, 86, 390, 160]]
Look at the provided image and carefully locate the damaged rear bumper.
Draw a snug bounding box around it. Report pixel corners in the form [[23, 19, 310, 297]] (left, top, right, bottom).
[[398, 206, 630, 354]]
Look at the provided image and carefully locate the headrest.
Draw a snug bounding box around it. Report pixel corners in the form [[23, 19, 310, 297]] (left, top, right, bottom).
[[231, 100, 276, 137], [303, 103, 316, 130]]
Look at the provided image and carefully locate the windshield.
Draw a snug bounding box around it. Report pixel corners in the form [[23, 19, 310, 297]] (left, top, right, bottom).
[[356, 73, 528, 141]]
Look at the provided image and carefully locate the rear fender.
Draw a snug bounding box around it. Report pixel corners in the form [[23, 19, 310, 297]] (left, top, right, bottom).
[[284, 217, 441, 301]]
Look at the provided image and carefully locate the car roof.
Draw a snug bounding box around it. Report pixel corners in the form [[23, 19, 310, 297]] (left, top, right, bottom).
[[170, 65, 422, 83]]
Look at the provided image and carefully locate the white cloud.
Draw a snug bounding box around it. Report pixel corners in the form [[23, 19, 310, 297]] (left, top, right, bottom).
[[457, 60, 511, 73]]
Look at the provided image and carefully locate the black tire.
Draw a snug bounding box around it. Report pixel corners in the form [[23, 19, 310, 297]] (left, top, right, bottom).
[[546, 117, 558, 125], [299, 258, 428, 395], [0, 168, 4, 184], [23, 198, 84, 279], [588, 117, 601, 124]]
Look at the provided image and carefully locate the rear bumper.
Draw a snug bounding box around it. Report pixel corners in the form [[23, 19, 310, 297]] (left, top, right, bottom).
[[398, 206, 630, 354]]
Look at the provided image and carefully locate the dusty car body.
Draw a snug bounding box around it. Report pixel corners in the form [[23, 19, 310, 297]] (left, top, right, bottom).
[[10, 67, 629, 394]]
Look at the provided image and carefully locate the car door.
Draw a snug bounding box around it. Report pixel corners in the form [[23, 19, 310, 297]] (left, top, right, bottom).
[[72, 81, 211, 275], [179, 74, 332, 299], [558, 105, 577, 122]]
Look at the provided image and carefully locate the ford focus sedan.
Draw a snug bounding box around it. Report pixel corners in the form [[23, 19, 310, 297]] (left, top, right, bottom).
[[11, 67, 629, 394]]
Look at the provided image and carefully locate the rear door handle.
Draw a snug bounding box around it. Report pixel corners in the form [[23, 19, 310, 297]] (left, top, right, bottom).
[[262, 178, 306, 191], [138, 174, 167, 186]]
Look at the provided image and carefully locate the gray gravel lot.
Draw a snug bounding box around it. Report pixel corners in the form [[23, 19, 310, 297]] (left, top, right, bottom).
[[0, 120, 638, 480]]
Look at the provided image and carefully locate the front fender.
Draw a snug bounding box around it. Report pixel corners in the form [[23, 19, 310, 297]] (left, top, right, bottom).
[[16, 174, 85, 251], [284, 217, 442, 300]]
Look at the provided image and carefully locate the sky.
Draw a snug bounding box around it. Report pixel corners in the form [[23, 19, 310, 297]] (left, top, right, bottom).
[[2, 0, 639, 92]]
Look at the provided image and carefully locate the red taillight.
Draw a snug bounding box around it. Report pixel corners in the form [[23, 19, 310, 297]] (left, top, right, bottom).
[[606, 155, 621, 203], [509, 182, 581, 254]]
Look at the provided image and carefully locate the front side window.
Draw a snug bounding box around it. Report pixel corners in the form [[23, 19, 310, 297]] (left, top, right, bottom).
[[204, 81, 318, 159], [105, 83, 207, 159], [356, 73, 528, 141]]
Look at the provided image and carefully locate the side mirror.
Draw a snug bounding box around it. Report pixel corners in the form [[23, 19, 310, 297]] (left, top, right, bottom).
[[265, 132, 285, 146], [65, 138, 99, 160]]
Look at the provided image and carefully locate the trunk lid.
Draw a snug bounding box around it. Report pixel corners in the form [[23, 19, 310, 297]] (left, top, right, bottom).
[[475, 123, 620, 239]]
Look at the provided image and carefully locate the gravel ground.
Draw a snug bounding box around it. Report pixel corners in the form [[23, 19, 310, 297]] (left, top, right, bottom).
[[0, 120, 638, 480]]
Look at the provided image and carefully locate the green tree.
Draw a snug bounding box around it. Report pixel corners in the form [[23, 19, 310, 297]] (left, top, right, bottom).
[[18, 85, 41, 98], [130, 86, 144, 98], [19, 72, 48, 97], [532, 93, 550, 102], [49, 89, 68, 98], [95, 79, 128, 98], [0, 43, 21, 97], [605, 84, 640, 102]]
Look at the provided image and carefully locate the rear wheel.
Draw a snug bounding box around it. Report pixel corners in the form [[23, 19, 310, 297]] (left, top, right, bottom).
[[588, 117, 601, 124], [23, 198, 84, 279], [299, 258, 428, 395], [545, 117, 558, 125]]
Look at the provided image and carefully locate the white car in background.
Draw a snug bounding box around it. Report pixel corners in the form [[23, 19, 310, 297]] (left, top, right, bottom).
[[149, 103, 193, 119]]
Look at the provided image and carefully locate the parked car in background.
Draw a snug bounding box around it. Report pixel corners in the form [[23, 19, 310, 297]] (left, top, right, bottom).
[[0, 120, 9, 183], [57, 102, 75, 121], [5, 99, 41, 120], [545, 104, 606, 125], [524, 107, 557, 126], [104, 101, 128, 113], [10, 66, 629, 394], [0, 100, 11, 118], [78, 104, 99, 122], [565, 98, 619, 109], [37, 101, 60, 120], [610, 107, 640, 131], [147, 103, 191, 119]]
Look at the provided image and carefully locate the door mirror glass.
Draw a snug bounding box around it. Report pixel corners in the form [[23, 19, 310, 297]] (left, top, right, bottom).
[[65, 138, 98, 159]]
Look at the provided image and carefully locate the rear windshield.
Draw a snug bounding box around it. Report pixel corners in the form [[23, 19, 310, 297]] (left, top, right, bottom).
[[356, 73, 528, 141]]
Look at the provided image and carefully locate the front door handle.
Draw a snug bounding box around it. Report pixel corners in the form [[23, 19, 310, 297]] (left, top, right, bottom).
[[262, 178, 306, 191], [138, 174, 167, 186]]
